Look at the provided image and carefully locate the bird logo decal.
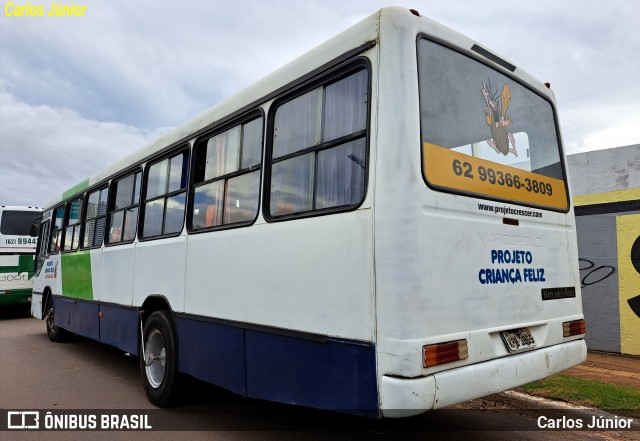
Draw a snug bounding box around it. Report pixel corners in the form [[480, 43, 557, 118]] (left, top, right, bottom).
[[482, 79, 517, 157]]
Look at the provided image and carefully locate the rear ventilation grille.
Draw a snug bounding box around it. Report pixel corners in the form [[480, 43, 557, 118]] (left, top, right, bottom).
[[471, 44, 516, 72]]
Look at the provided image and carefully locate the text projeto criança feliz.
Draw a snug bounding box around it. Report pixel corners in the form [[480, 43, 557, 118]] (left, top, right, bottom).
[[479, 249, 546, 285]]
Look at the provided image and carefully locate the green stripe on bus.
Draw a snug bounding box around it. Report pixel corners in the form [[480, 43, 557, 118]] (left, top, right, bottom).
[[0, 256, 34, 277], [18, 255, 34, 278], [62, 178, 90, 200], [61, 251, 94, 300], [0, 266, 19, 274]]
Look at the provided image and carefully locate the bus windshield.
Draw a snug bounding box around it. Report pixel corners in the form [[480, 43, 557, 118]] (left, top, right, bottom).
[[0, 210, 40, 237], [418, 38, 569, 212], [0, 208, 39, 309]]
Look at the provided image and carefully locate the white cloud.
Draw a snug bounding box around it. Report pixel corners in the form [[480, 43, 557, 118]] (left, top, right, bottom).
[[0, 0, 639, 208], [0, 0, 375, 128], [0, 88, 160, 206]]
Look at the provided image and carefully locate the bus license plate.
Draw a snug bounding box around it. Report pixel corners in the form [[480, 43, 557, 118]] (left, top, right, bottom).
[[501, 328, 536, 353]]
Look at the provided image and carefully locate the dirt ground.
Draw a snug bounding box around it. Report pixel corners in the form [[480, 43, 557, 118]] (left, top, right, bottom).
[[563, 351, 640, 389]]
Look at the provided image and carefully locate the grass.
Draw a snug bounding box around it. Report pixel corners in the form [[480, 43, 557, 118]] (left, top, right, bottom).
[[517, 374, 640, 417]]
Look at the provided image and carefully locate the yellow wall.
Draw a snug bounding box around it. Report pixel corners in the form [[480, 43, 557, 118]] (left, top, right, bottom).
[[574, 188, 640, 206], [616, 213, 640, 355]]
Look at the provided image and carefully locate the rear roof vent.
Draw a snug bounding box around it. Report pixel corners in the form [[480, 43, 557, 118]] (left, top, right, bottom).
[[471, 44, 516, 72]]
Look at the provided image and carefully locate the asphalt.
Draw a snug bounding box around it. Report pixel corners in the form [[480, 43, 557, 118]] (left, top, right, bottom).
[[562, 350, 640, 389]]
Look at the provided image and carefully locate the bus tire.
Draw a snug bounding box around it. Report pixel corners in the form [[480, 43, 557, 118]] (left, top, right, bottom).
[[44, 295, 68, 342], [140, 310, 180, 407]]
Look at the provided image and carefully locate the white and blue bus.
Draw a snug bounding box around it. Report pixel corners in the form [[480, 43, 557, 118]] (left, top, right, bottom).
[[0, 206, 40, 309], [31, 8, 586, 417]]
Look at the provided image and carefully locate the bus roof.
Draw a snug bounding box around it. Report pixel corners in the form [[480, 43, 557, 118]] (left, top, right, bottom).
[[0, 206, 42, 212], [45, 6, 550, 210]]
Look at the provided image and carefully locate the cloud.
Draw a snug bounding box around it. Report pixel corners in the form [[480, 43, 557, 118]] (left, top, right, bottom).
[[0, 88, 160, 206], [0, 0, 638, 210], [0, 0, 373, 129], [1, 0, 386, 208]]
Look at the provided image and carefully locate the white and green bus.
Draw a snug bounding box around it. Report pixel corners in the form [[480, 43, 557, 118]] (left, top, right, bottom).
[[31, 7, 586, 417], [0, 206, 40, 309]]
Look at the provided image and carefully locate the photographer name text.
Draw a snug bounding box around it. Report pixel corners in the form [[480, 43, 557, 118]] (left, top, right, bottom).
[[538, 414, 634, 430], [5, 2, 87, 17]]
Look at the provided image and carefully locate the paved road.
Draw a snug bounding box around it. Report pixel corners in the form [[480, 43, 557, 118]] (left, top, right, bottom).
[[0, 309, 637, 440]]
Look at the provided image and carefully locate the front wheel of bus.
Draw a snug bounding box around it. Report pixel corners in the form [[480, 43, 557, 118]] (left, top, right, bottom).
[[140, 310, 179, 407], [44, 295, 68, 342]]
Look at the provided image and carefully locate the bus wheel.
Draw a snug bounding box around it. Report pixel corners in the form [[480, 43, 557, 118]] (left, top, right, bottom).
[[44, 295, 67, 342], [140, 310, 179, 407]]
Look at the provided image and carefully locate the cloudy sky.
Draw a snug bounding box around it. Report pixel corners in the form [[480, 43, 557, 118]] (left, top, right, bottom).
[[1, 0, 639, 207]]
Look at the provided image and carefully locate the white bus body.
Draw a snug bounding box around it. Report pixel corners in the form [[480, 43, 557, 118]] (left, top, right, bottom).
[[31, 8, 585, 417], [0, 206, 40, 308]]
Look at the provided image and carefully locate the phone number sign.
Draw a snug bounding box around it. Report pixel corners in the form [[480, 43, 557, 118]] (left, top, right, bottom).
[[422, 142, 568, 211]]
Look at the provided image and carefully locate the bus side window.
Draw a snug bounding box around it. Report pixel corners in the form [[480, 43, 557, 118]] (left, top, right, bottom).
[[108, 171, 141, 244], [268, 68, 368, 218], [49, 206, 64, 254], [191, 116, 262, 231], [83, 187, 109, 248], [63, 197, 83, 252], [142, 149, 189, 238], [36, 220, 50, 273]]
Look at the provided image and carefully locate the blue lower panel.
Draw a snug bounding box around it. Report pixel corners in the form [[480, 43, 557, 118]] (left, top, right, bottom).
[[53, 297, 138, 355], [245, 331, 378, 416], [53, 296, 72, 328], [50, 302, 379, 415], [54, 296, 99, 340], [176, 318, 245, 395], [99, 304, 139, 356], [176, 316, 378, 416]]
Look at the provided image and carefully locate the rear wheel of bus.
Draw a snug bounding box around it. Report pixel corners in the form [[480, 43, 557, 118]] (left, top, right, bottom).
[[140, 310, 180, 407]]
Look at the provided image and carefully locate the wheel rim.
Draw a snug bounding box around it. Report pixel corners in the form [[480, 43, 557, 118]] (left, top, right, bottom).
[[45, 300, 56, 333], [144, 328, 167, 389]]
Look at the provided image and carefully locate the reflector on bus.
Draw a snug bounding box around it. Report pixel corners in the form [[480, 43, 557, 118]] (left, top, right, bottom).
[[563, 319, 586, 338], [423, 339, 469, 368]]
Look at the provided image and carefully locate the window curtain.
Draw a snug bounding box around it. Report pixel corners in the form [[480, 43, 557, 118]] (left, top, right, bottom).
[[316, 139, 366, 209], [324, 70, 367, 142], [205, 126, 240, 180], [273, 88, 322, 158]]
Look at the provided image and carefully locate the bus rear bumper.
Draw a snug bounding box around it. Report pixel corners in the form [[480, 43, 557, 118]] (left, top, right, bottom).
[[380, 339, 587, 418], [0, 289, 32, 307]]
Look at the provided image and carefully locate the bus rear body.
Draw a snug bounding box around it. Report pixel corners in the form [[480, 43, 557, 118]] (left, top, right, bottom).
[[374, 8, 585, 416]]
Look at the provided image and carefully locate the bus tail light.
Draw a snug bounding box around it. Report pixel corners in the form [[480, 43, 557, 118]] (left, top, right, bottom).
[[563, 319, 586, 337], [423, 339, 468, 368]]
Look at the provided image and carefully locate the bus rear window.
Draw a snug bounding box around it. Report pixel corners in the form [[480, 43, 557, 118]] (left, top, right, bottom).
[[418, 38, 568, 212], [0, 211, 40, 236]]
